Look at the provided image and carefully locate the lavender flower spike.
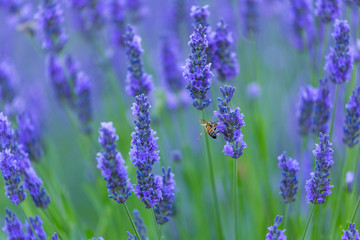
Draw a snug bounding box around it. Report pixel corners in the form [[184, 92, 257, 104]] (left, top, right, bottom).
[[290, 0, 312, 50], [312, 79, 331, 135], [0, 149, 26, 205], [209, 19, 239, 81], [75, 72, 92, 135], [23, 166, 50, 208], [278, 152, 299, 203], [266, 215, 287, 240], [190, 5, 209, 27], [325, 19, 353, 84], [127, 232, 138, 240], [315, 0, 340, 23], [52, 232, 61, 240], [25, 215, 47, 240], [342, 223, 360, 240], [214, 85, 246, 159], [129, 94, 162, 208], [123, 25, 153, 97], [133, 210, 147, 239], [35, 0, 68, 53], [110, 0, 126, 47], [0, 61, 16, 103], [184, 25, 213, 110], [344, 87, 360, 147], [243, 0, 259, 37], [305, 133, 334, 204], [3, 209, 26, 239], [155, 167, 176, 225], [97, 122, 132, 204], [297, 85, 316, 136]]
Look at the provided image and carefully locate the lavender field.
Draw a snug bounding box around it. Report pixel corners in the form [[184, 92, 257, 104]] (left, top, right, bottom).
[[0, 0, 359, 239]]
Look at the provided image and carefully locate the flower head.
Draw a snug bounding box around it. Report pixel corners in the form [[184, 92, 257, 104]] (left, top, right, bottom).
[[278, 152, 299, 203], [133, 209, 147, 239], [243, 0, 259, 37], [312, 79, 331, 135], [97, 122, 132, 204], [52, 232, 61, 240], [23, 166, 50, 208], [75, 72, 92, 135], [297, 85, 316, 136], [2, 209, 26, 239], [0, 61, 16, 103], [110, 0, 126, 46], [290, 0, 313, 50], [25, 215, 46, 240], [344, 87, 360, 147], [315, 0, 340, 23], [184, 25, 213, 110], [266, 215, 287, 240], [341, 223, 360, 240], [190, 5, 209, 27], [325, 19, 353, 84], [305, 133, 334, 204], [123, 25, 153, 97]]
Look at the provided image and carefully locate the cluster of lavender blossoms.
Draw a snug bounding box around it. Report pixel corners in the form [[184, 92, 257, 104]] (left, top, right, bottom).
[[208, 19, 239, 81], [190, 5, 209, 27], [214, 85, 246, 159], [97, 122, 132, 204], [133, 209, 147, 239], [315, 0, 340, 23], [305, 133, 334, 204], [184, 25, 213, 110], [243, 0, 259, 37], [129, 94, 162, 208], [0, 61, 16, 104], [341, 223, 360, 240], [325, 19, 353, 84], [278, 152, 299, 203], [344, 87, 360, 147], [110, 0, 126, 47], [290, 0, 313, 50], [154, 167, 176, 225], [297, 85, 316, 136], [266, 215, 287, 240], [3, 209, 47, 240], [123, 25, 153, 97], [52, 233, 61, 240], [74, 72, 92, 134]]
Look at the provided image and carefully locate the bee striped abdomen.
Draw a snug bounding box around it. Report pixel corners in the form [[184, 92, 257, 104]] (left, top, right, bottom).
[[206, 124, 217, 139]]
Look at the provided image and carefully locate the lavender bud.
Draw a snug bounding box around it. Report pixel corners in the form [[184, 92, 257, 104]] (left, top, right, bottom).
[[127, 232, 138, 240], [325, 19, 353, 84], [297, 85, 316, 136], [305, 133, 334, 204], [342, 223, 360, 240], [75, 72, 92, 135], [52, 232, 61, 240], [266, 215, 287, 240], [346, 171, 354, 193], [97, 122, 133, 204], [315, 0, 340, 23], [312, 79, 331, 135], [2, 209, 26, 239], [278, 152, 299, 203], [23, 166, 50, 208], [123, 25, 153, 97], [344, 87, 360, 147], [0, 61, 16, 103], [132, 209, 147, 239], [25, 215, 46, 240]]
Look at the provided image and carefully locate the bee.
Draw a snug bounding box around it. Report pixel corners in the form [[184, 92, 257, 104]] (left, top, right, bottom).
[[198, 119, 219, 139]]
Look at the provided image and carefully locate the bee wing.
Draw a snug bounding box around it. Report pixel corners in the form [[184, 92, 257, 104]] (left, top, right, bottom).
[[200, 119, 207, 125]]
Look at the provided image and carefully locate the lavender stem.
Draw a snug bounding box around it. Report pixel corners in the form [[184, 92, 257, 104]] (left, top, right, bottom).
[[123, 204, 141, 240], [152, 208, 161, 240], [351, 195, 360, 223], [329, 84, 339, 138], [20, 205, 39, 240], [233, 158, 238, 239], [302, 204, 315, 240], [284, 204, 289, 229]]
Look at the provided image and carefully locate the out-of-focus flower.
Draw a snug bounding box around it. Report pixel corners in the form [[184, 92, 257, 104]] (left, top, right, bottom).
[[97, 122, 132, 204], [172, 150, 182, 163], [190, 5, 209, 27], [75, 72, 92, 134], [35, 0, 68, 53], [65, 54, 80, 86], [2, 209, 26, 239], [0, 61, 16, 104], [52, 232, 61, 240], [126, 0, 147, 23], [123, 25, 153, 97], [351, 39, 360, 64], [0, 149, 26, 205], [344, 87, 360, 147], [209, 19, 239, 81], [346, 171, 354, 193], [25, 215, 46, 240], [278, 152, 299, 203], [325, 19, 353, 84], [127, 232, 137, 240], [297, 85, 316, 136], [242, 0, 258, 37], [133, 209, 147, 239], [315, 0, 340, 23], [155, 167, 176, 225], [265, 215, 287, 240], [305, 133, 334, 204], [246, 82, 261, 99], [312, 79, 331, 135], [184, 25, 213, 110], [290, 0, 313, 50], [129, 94, 162, 208], [341, 223, 360, 240], [214, 85, 246, 159], [110, 0, 126, 47], [23, 166, 50, 208]]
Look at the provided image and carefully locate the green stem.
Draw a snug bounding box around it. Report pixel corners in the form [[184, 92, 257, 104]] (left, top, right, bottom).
[[329, 85, 339, 139], [233, 158, 238, 240], [201, 110, 224, 240], [302, 204, 316, 240], [122, 204, 142, 240], [152, 209, 161, 240], [42, 209, 56, 233], [20, 205, 39, 240], [284, 204, 290, 230], [351, 195, 360, 223]]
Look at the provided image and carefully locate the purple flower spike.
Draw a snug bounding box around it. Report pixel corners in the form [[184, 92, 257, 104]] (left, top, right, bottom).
[[75, 72, 92, 135], [3, 209, 26, 239], [123, 25, 153, 97], [342, 223, 360, 240], [65, 54, 80, 86], [97, 122, 132, 204], [214, 85, 246, 159], [133, 209, 147, 239], [155, 167, 176, 225], [278, 152, 299, 203], [127, 232, 138, 240], [325, 19, 353, 84], [305, 133, 334, 204], [209, 19, 239, 81], [52, 232, 61, 240], [266, 215, 287, 240], [129, 94, 162, 208], [297, 85, 316, 136], [23, 166, 50, 208], [190, 5, 209, 27], [346, 171, 354, 193], [344, 87, 360, 147], [290, 0, 312, 50], [25, 215, 46, 240], [0, 149, 26, 205], [184, 25, 213, 110], [243, 0, 259, 37], [35, 0, 68, 53], [315, 0, 340, 23], [312, 79, 331, 135], [0, 61, 16, 103], [110, 0, 126, 47]]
